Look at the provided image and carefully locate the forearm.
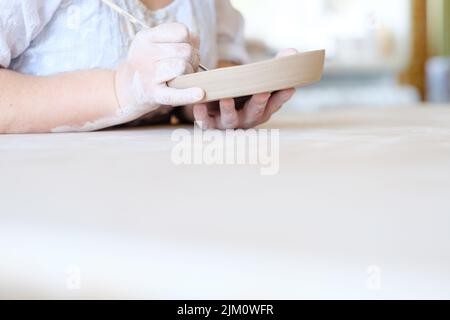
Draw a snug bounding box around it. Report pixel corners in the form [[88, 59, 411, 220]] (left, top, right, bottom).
[[0, 68, 118, 133]]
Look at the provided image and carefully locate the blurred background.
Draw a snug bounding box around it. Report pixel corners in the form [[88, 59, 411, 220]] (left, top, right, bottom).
[[232, 0, 450, 112]]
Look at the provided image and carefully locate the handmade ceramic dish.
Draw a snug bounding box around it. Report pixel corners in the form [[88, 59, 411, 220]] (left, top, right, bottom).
[[169, 49, 325, 104]]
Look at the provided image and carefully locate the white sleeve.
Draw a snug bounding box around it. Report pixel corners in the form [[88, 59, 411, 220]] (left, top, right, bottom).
[[0, 0, 62, 68], [215, 0, 249, 64]]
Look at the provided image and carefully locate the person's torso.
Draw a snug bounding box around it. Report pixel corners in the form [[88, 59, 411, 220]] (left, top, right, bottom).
[[10, 0, 219, 76]]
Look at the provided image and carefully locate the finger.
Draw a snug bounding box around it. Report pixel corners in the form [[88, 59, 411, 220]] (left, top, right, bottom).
[[188, 34, 201, 70], [276, 48, 299, 59], [193, 104, 217, 129], [156, 43, 194, 61], [154, 59, 194, 83], [191, 48, 200, 71], [264, 88, 296, 118], [131, 43, 196, 66], [241, 93, 271, 128], [137, 22, 190, 43], [218, 99, 239, 129], [157, 43, 198, 67], [155, 86, 204, 106], [190, 32, 200, 49], [206, 102, 221, 117]]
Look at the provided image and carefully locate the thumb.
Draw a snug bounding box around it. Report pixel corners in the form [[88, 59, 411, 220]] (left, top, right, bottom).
[[155, 86, 205, 106]]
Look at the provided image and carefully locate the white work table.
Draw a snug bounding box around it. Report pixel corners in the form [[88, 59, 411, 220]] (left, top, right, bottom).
[[1, 105, 450, 299]]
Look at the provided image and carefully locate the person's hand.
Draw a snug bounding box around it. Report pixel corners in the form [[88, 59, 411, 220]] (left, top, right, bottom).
[[191, 49, 298, 129], [114, 23, 204, 123]]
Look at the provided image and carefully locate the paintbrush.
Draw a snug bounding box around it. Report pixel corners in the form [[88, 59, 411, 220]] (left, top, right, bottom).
[[100, 0, 208, 71]]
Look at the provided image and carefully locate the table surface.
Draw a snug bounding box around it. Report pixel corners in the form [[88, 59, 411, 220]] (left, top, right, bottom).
[[1, 105, 450, 299]]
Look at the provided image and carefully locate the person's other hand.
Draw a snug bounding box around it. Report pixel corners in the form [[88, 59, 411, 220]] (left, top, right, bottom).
[[192, 49, 298, 129]]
